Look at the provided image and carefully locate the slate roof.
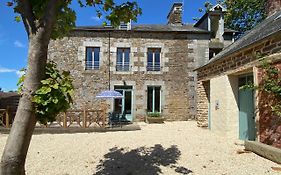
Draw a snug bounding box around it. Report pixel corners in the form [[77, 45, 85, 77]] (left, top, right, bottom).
[[74, 24, 237, 35], [74, 24, 210, 33], [197, 10, 281, 70]]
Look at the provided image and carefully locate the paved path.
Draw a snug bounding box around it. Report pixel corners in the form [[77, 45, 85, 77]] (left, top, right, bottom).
[[0, 121, 280, 175]]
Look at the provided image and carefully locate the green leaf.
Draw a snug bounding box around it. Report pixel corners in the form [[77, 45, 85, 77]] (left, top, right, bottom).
[[15, 16, 21, 22]]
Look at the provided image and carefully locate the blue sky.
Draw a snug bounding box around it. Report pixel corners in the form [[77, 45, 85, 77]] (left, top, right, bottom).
[[0, 0, 216, 91]]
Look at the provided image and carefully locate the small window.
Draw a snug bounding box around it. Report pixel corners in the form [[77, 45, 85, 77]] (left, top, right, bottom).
[[147, 48, 161, 71], [116, 48, 130, 71], [147, 86, 161, 113], [85, 47, 100, 70]]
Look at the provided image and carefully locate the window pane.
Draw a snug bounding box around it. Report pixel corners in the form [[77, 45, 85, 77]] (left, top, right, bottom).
[[93, 48, 100, 62], [124, 49, 130, 71], [116, 49, 123, 71], [155, 51, 160, 71], [86, 47, 93, 70], [93, 47, 100, 69], [124, 48, 130, 63], [155, 52, 160, 63], [154, 87, 161, 112], [117, 49, 123, 63], [147, 51, 153, 71], [147, 87, 153, 112]]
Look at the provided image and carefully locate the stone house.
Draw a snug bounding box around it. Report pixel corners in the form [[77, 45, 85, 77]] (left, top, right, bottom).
[[48, 3, 235, 122], [196, 0, 281, 148]]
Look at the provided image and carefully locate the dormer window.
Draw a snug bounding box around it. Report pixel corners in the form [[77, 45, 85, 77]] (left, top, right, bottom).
[[119, 21, 131, 30]]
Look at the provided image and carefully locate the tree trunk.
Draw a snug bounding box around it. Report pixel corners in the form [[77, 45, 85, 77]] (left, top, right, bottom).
[[0, 1, 61, 173], [0, 30, 50, 174]]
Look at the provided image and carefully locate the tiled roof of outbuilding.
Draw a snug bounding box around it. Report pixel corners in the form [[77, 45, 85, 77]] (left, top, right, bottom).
[[197, 10, 281, 70]]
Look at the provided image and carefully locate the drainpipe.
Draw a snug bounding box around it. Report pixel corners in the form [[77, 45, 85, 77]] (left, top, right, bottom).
[[108, 31, 111, 90]]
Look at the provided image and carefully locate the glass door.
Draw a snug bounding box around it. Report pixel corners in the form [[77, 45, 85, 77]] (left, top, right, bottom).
[[114, 86, 133, 121]]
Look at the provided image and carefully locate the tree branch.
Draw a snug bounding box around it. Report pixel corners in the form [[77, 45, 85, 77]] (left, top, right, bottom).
[[17, 0, 37, 37], [40, 0, 62, 37]]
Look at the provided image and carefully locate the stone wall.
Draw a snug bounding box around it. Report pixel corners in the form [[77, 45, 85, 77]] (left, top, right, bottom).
[[48, 30, 204, 121], [196, 81, 209, 127], [258, 62, 281, 148]]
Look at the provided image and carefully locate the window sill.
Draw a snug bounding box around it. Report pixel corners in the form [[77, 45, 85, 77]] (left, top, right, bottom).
[[82, 69, 100, 74], [113, 71, 134, 75], [145, 71, 163, 74]]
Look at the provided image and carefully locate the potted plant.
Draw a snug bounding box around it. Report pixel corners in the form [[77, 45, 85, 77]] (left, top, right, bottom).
[[146, 112, 164, 124]]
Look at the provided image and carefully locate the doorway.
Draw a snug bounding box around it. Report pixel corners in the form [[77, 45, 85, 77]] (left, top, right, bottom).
[[114, 86, 133, 121], [238, 75, 256, 140]]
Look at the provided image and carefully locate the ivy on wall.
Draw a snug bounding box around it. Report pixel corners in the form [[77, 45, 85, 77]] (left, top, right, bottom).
[[259, 60, 281, 117], [240, 58, 281, 117]]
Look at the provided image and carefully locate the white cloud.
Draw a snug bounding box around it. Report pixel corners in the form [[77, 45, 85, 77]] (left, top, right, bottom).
[[14, 40, 25, 48], [0, 66, 24, 77], [91, 16, 102, 21], [0, 67, 16, 73]]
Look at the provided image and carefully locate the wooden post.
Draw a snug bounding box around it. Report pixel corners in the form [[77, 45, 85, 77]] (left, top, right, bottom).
[[63, 112, 67, 128], [5, 106, 9, 128], [102, 111, 105, 129], [83, 106, 87, 128]]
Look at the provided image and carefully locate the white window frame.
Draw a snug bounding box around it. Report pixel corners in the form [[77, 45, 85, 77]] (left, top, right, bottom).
[[85, 47, 100, 70]]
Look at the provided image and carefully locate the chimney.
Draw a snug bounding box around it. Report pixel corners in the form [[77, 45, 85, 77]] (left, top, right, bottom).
[[167, 3, 183, 26], [266, 0, 281, 16]]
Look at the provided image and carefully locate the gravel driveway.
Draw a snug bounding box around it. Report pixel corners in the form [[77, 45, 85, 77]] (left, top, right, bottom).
[[0, 121, 280, 175]]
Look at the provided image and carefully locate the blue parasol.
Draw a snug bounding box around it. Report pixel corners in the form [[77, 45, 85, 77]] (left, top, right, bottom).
[[96, 90, 123, 99]]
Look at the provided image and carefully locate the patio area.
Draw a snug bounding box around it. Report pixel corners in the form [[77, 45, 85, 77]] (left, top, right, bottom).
[[0, 121, 280, 175]]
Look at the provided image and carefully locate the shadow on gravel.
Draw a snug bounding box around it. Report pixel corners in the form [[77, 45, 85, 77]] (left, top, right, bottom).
[[94, 144, 192, 175]]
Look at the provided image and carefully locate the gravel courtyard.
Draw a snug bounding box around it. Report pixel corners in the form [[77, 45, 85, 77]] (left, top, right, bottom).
[[0, 121, 280, 175]]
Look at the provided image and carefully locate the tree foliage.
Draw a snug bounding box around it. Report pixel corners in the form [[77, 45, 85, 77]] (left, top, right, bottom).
[[18, 62, 74, 124], [224, 0, 266, 33], [8, 0, 142, 39], [198, 0, 266, 33], [259, 60, 281, 117]]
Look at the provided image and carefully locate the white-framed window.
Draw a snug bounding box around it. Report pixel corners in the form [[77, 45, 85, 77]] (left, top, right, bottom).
[[116, 48, 130, 71], [147, 86, 161, 113], [147, 48, 161, 71], [85, 47, 100, 70]]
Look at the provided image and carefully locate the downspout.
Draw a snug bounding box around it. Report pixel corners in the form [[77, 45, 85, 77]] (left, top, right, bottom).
[[108, 31, 111, 90]]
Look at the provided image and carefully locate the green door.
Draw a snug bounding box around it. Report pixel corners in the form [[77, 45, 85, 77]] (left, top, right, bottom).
[[238, 75, 256, 140], [114, 86, 133, 121]]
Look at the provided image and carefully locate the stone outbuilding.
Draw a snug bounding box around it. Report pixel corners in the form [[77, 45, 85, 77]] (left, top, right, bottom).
[[196, 1, 281, 148], [48, 3, 236, 122]]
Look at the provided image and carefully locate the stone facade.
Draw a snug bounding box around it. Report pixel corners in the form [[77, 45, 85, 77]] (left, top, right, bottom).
[[48, 30, 209, 121], [48, 2, 235, 122]]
